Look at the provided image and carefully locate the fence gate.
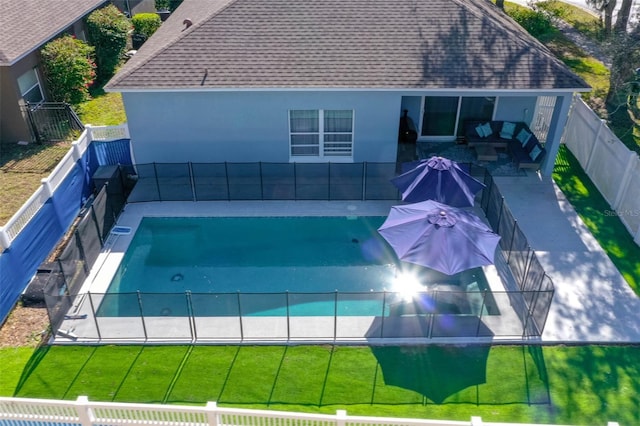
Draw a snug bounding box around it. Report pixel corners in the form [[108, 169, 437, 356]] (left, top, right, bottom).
[[22, 102, 84, 142]]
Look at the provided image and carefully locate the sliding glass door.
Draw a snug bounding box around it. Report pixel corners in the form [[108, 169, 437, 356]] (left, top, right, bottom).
[[420, 96, 495, 138]]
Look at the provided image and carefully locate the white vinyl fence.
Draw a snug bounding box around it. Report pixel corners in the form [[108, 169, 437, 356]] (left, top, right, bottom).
[[563, 96, 640, 245], [0, 124, 130, 251], [0, 396, 620, 426]]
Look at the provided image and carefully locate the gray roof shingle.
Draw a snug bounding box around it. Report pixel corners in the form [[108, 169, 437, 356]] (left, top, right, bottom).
[[0, 0, 107, 66], [106, 0, 590, 91]]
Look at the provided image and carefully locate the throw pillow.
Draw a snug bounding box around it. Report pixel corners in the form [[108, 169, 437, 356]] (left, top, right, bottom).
[[480, 122, 493, 138], [516, 128, 532, 147], [475, 124, 485, 138], [499, 121, 516, 139], [529, 145, 542, 161]]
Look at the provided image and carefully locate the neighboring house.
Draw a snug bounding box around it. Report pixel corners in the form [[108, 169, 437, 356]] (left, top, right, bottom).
[[105, 0, 590, 176], [0, 0, 107, 145]]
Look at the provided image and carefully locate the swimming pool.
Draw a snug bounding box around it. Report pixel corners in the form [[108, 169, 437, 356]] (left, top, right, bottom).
[[98, 216, 493, 317]]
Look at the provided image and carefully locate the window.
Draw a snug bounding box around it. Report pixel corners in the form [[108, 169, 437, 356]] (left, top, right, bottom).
[[17, 68, 44, 105], [290, 109, 353, 159]]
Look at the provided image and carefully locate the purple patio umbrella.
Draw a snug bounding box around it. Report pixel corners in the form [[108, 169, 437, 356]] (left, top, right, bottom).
[[391, 156, 485, 207], [378, 200, 501, 275]]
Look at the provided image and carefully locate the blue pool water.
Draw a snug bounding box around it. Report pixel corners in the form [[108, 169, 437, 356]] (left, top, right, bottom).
[[98, 216, 492, 317]]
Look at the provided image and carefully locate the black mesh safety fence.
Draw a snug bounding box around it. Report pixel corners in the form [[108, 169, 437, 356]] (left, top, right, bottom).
[[44, 170, 128, 336], [128, 162, 400, 202], [45, 161, 556, 341], [479, 176, 555, 338], [329, 163, 365, 200], [227, 163, 263, 200], [508, 226, 532, 290], [261, 163, 296, 200], [62, 288, 545, 342]]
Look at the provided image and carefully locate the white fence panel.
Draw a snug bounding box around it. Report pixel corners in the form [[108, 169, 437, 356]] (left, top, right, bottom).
[[615, 158, 640, 239], [0, 125, 131, 251], [562, 99, 601, 169], [0, 396, 619, 426], [88, 124, 130, 141], [588, 136, 633, 206], [563, 96, 640, 245], [1, 188, 49, 246]]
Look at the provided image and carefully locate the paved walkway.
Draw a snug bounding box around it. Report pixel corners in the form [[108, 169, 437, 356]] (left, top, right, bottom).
[[495, 173, 640, 343]]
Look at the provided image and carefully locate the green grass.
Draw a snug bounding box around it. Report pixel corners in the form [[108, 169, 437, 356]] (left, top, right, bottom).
[[505, 1, 610, 104], [536, 0, 604, 41], [1, 344, 639, 425], [75, 86, 127, 126], [553, 145, 640, 292]]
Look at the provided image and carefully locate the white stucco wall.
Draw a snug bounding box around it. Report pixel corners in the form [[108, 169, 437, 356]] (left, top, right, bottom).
[[122, 91, 403, 164]]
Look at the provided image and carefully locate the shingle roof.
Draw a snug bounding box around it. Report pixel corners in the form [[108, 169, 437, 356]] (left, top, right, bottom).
[[0, 0, 107, 66], [106, 0, 590, 91]]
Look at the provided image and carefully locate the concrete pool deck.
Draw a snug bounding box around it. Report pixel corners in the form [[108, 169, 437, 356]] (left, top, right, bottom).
[[495, 173, 640, 343], [57, 173, 640, 345]]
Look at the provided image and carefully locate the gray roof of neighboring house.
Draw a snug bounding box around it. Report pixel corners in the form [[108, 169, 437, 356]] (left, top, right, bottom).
[[0, 0, 107, 66], [106, 0, 590, 91]]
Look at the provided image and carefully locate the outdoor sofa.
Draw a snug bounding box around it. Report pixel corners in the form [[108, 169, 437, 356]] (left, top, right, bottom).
[[464, 120, 546, 170]]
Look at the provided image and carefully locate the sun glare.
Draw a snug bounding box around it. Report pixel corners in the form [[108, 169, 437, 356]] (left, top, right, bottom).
[[392, 271, 425, 302]]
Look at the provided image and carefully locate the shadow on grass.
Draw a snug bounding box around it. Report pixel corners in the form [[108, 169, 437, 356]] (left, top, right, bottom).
[[553, 145, 640, 293], [545, 345, 640, 425], [0, 142, 69, 173], [12, 344, 549, 408]]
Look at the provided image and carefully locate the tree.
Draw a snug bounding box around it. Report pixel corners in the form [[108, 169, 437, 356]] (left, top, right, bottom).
[[86, 5, 131, 83], [606, 28, 640, 105], [586, 0, 617, 35], [613, 0, 634, 33]]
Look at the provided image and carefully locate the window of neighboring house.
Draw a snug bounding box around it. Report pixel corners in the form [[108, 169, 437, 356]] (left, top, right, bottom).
[[289, 109, 354, 160], [17, 68, 44, 105]]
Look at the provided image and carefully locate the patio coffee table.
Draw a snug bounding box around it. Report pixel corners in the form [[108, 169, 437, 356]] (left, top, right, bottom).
[[475, 145, 498, 161]]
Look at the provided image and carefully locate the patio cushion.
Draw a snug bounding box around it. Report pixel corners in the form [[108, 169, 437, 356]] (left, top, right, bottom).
[[499, 121, 516, 139], [516, 128, 532, 147], [480, 122, 493, 137], [475, 124, 486, 138], [529, 145, 543, 161]]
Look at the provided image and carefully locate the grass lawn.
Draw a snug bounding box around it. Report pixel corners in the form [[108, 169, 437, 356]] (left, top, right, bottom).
[[0, 83, 126, 226], [553, 145, 640, 293], [0, 142, 71, 225], [536, 0, 604, 41], [1, 344, 638, 425], [75, 86, 127, 126]]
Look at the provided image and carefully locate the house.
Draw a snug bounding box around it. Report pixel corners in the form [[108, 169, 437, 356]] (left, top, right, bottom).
[[105, 0, 590, 176], [0, 0, 107, 145]]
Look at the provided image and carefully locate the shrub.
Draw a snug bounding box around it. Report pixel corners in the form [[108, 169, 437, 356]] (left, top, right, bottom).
[[40, 35, 96, 105], [86, 5, 131, 83], [155, 0, 170, 11], [508, 7, 556, 39], [169, 0, 183, 12], [132, 13, 162, 39]]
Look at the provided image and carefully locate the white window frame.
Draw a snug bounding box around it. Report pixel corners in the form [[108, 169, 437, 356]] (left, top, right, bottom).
[[289, 109, 354, 162], [17, 68, 45, 105]]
